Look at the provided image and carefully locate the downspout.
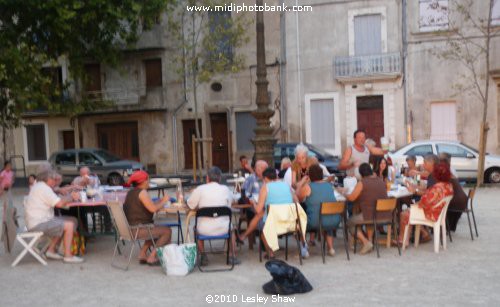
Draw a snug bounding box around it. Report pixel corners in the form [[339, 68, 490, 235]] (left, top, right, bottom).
[[402, 0, 410, 143], [279, 0, 287, 142], [295, 0, 303, 142]]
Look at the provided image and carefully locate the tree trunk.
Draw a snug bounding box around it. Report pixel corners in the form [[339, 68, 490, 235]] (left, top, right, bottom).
[[476, 121, 489, 187], [190, 12, 203, 182]]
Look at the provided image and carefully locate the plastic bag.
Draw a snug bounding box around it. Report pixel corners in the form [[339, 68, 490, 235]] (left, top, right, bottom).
[[70, 232, 85, 256], [157, 243, 196, 276]]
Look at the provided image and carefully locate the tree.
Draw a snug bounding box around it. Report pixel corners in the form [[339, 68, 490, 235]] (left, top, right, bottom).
[[436, 0, 496, 186], [167, 0, 250, 177], [0, 0, 171, 157]]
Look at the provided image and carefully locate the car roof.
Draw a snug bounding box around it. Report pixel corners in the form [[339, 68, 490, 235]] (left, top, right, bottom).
[[52, 148, 101, 154]]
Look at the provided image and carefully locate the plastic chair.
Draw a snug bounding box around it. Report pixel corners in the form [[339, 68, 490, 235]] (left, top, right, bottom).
[[194, 206, 234, 272], [447, 188, 478, 241], [106, 200, 157, 271], [402, 195, 453, 254], [319, 202, 350, 263]]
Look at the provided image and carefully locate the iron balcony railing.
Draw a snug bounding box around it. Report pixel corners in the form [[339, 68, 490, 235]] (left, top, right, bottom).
[[334, 52, 401, 79]]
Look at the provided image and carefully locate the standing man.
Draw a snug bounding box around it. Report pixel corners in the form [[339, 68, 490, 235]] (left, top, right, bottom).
[[238, 155, 254, 176], [339, 130, 385, 178]]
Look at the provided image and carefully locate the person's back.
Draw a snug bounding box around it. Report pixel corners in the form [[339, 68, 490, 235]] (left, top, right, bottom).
[[123, 188, 154, 225], [305, 182, 339, 229], [25, 181, 58, 230], [264, 181, 294, 221], [357, 176, 389, 220], [187, 182, 232, 236]]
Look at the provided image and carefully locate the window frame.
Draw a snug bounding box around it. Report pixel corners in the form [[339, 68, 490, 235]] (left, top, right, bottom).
[[144, 58, 163, 89], [23, 122, 50, 164], [404, 144, 434, 157]]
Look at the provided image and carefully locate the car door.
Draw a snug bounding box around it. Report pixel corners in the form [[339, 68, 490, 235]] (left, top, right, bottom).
[[78, 151, 106, 183], [435, 143, 478, 179], [54, 151, 77, 183]]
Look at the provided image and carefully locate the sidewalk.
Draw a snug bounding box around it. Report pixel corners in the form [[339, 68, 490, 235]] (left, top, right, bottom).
[[1, 186, 499, 306]]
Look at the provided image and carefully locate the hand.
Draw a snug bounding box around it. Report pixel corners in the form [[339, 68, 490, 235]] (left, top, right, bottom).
[[161, 193, 170, 204], [70, 191, 81, 201]]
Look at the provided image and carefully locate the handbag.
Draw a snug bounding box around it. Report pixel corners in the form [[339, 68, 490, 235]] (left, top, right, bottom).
[[70, 232, 85, 256], [157, 243, 197, 276]]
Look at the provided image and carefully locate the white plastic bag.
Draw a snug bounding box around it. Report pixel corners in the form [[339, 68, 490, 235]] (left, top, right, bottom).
[[157, 243, 197, 276]]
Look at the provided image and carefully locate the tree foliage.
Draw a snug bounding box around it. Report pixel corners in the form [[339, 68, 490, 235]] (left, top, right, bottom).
[[0, 0, 171, 126]]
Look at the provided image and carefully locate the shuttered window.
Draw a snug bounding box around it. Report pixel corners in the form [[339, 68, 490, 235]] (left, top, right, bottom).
[[235, 112, 256, 151], [144, 58, 162, 88], [354, 14, 382, 55], [310, 99, 336, 151]]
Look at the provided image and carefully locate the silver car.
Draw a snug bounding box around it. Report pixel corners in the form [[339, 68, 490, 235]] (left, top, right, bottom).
[[49, 148, 144, 185], [388, 140, 500, 183]]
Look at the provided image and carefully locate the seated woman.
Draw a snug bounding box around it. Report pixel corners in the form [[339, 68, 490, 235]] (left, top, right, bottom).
[[123, 170, 172, 265], [404, 155, 426, 178], [398, 161, 454, 246], [296, 164, 340, 256], [238, 167, 306, 258], [373, 156, 391, 184], [342, 163, 389, 255]]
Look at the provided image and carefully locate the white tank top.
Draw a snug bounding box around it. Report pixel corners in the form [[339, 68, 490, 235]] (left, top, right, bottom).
[[350, 145, 370, 179]]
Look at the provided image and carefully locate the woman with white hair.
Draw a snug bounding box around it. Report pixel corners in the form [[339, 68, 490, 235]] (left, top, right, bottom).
[[290, 144, 313, 189]]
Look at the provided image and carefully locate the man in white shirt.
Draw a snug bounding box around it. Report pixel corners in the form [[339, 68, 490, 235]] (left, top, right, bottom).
[[187, 166, 239, 265], [25, 170, 84, 263]]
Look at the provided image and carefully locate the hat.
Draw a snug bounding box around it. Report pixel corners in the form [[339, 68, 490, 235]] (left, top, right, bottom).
[[127, 170, 149, 186], [262, 260, 313, 295]]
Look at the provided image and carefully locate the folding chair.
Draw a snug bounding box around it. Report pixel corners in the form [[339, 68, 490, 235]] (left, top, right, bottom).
[[320, 202, 350, 263], [107, 200, 156, 271], [447, 188, 478, 241], [157, 211, 184, 244], [194, 207, 234, 272], [259, 203, 305, 265], [11, 231, 48, 267]]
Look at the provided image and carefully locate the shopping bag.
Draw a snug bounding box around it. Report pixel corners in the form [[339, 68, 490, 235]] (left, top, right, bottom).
[[70, 232, 85, 255], [157, 243, 197, 276]]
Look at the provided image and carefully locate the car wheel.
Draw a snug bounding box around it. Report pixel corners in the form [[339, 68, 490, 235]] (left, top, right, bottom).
[[485, 168, 500, 184], [108, 173, 124, 186]]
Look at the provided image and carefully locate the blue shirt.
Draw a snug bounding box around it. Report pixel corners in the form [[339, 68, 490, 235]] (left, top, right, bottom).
[[242, 174, 262, 197], [263, 181, 294, 222]]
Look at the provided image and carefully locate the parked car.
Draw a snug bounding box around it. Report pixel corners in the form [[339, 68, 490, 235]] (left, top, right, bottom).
[[388, 140, 500, 183], [49, 148, 145, 185], [273, 143, 345, 180]]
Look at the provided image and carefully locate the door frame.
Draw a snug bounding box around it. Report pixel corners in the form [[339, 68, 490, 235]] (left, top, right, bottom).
[[209, 112, 231, 172]]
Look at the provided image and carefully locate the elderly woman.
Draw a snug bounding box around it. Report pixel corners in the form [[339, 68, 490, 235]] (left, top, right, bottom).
[[398, 161, 454, 246], [296, 164, 340, 256], [278, 157, 292, 179], [404, 155, 423, 178], [123, 170, 172, 265], [290, 144, 314, 189], [343, 163, 389, 255]]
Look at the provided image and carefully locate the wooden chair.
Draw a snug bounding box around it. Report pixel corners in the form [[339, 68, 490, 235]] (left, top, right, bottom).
[[319, 202, 350, 263], [447, 188, 478, 241]]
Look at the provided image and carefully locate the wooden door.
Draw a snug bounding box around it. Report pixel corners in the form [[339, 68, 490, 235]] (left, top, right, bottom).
[[210, 113, 229, 172], [62, 130, 75, 149], [84, 64, 101, 99], [182, 119, 203, 169], [357, 96, 384, 146], [96, 122, 139, 161]]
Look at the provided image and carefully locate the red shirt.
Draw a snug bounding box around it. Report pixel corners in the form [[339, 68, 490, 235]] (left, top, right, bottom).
[[419, 182, 454, 221]]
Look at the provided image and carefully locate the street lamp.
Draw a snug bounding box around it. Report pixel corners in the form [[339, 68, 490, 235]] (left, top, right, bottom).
[[251, 0, 276, 166]]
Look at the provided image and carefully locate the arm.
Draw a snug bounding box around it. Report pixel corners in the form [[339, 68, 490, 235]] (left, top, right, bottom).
[[138, 189, 169, 213], [296, 183, 311, 203], [338, 147, 353, 170], [54, 191, 80, 208], [255, 185, 267, 214], [367, 143, 385, 156], [345, 182, 363, 202]]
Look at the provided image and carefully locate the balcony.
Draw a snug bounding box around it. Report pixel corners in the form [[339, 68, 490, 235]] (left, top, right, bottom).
[[86, 87, 146, 105], [334, 52, 402, 82]]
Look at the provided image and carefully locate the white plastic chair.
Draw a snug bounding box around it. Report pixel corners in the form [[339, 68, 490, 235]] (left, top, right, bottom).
[[11, 231, 48, 267], [402, 195, 453, 253]]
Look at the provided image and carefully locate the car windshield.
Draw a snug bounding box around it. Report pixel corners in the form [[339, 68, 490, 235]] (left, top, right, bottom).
[[307, 144, 334, 158], [94, 150, 121, 163]]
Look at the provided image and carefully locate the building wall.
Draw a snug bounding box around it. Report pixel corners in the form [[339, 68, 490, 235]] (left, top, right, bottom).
[[406, 0, 500, 153]]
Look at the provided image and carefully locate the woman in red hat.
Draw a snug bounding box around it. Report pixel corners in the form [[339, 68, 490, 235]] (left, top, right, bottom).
[[123, 170, 172, 265]]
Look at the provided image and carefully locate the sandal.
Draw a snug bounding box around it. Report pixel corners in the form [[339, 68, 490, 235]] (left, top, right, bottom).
[[139, 259, 148, 265], [420, 235, 432, 243], [235, 236, 245, 246], [147, 260, 161, 266], [391, 239, 409, 248]]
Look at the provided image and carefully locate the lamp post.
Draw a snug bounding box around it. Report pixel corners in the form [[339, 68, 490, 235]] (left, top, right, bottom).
[[252, 0, 276, 166]]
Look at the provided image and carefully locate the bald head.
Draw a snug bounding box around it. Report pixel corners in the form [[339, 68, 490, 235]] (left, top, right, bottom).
[[79, 166, 90, 177], [255, 160, 268, 178]]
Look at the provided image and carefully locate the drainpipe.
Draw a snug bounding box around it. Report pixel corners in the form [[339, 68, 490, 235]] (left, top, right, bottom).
[[295, 0, 303, 142], [402, 0, 410, 143], [279, 0, 287, 142]]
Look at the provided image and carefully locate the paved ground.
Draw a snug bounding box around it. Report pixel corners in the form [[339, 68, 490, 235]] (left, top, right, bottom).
[[1, 186, 499, 307]]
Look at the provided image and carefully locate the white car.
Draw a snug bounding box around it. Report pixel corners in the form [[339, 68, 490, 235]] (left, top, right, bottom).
[[388, 140, 500, 183]]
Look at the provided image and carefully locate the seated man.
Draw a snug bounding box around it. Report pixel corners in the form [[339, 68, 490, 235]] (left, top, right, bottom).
[[24, 170, 84, 263], [123, 170, 172, 265], [187, 167, 240, 265], [72, 166, 99, 188], [238, 167, 308, 259]]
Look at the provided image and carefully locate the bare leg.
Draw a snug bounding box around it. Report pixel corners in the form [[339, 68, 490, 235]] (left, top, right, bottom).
[[146, 226, 171, 263], [63, 220, 76, 257], [47, 237, 61, 253], [325, 233, 334, 250], [260, 233, 274, 258], [138, 240, 152, 260], [239, 211, 264, 241]]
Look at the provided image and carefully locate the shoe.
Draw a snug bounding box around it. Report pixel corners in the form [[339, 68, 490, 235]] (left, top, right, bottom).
[[359, 242, 373, 255], [45, 251, 64, 260], [139, 259, 148, 265], [63, 256, 84, 264], [228, 257, 241, 265], [200, 254, 209, 266], [301, 245, 310, 259], [147, 260, 161, 267], [308, 240, 316, 247], [328, 248, 336, 257]]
